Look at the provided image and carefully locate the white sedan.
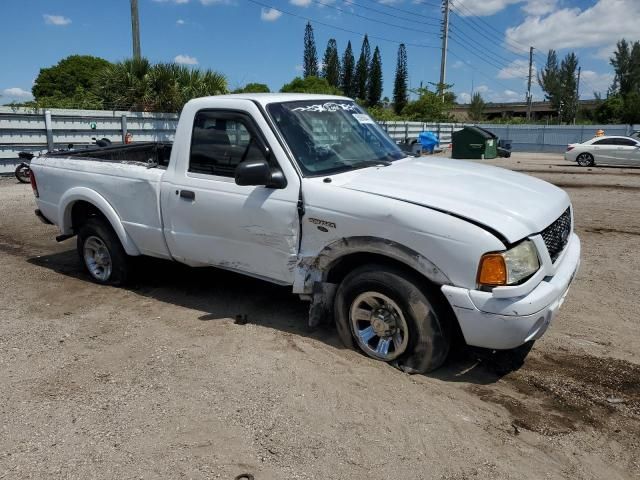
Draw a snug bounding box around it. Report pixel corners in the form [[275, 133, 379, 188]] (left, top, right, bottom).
[[565, 136, 640, 167]]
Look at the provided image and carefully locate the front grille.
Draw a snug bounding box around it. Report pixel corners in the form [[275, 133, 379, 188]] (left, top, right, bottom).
[[541, 207, 572, 262]]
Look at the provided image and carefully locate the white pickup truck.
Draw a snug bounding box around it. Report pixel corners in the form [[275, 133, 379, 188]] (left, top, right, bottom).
[[30, 93, 580, 373]]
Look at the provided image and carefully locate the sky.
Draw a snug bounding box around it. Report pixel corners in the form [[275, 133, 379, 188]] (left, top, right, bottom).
[[0, 0, 638, 106]]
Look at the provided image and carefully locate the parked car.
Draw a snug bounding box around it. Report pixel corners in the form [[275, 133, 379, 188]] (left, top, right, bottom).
[[565, 135, 640, 167], [29, 93, 580, 373]]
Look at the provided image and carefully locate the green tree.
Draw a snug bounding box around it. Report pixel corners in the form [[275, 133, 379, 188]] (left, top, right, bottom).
[[32, 55, 112, 101], [538, 49, 559, 104], [402, 86, 454, 122], [96, 58, 226, 112], [468, 92, 486, 121], [367, 47, 383, 107], [233, 83, 270, 93], [538, 50, 579, 123], [303, 22, 319, 78], [322, 39, 341, 89], [280, 76, 342, 95], [393, 44, 408, 115], [341, 41, 356, 98], [354, 35, 371, 102], [558, 52, 579, 123], [609, 39, 640, 123]]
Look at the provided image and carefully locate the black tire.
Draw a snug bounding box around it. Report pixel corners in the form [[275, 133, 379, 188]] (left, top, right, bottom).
[[76, 218, 130, 286], [15, 164, 30, 183], [576, 152, 594, 167], [334, 264, 451, 374]]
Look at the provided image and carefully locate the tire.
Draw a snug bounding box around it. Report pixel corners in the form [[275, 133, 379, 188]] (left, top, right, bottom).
[[576, 152, 594, 167], [334, 264, 451, 374], [76, 218, 130, 286], [15, 164, 30, 183]]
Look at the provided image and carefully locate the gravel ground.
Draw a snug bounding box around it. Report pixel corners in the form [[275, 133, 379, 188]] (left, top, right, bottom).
[[0, 153, 638, 479]]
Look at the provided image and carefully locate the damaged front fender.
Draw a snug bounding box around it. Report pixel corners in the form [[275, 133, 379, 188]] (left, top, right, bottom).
[[295, 236, 452, 327]]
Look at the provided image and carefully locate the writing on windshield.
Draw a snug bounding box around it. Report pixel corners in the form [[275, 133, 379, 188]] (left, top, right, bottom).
[[267, 100, 405, 176]]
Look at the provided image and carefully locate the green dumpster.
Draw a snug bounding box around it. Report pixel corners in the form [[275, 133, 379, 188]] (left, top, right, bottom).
[[451, 126, 498, 159]]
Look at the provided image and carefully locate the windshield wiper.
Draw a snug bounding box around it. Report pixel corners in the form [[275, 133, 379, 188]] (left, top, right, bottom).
[[354, 159, 392, 168]]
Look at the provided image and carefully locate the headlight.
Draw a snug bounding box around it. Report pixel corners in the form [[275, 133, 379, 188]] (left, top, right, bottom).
[[477, 240, 540, 287]]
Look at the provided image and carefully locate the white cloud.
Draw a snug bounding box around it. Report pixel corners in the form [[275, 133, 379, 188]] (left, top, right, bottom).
[[153, 0, 189, 3], [261, 7, 282, 21], [506, 0, 640, 53], [452, 0, 521, 17], [43, 14, 71, 26], [174, 54, 199, 65], [453, 0, 557, 16], [458, 92, 472, 103], [176, 19, 185, 24], [497, 59, 534, 80], [200, 0, 230, 4], [580, 70, 614, 96], [452, 60, 465, 69], [2, 87, 33, 99], [522, 0, 557, 15], [290, 0, 312, 6], [457, 87, 522, 104], [294, 65, 303, 72]]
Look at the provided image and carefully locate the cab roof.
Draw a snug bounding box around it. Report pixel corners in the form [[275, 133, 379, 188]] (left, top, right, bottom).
[[187, 93, 353, 107]]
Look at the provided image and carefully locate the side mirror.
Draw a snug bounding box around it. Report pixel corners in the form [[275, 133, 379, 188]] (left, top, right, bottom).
[[235, 159, 286, 189]]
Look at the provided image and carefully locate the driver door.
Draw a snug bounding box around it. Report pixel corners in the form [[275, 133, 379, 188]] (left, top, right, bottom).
[[161, 110, 300, 284]]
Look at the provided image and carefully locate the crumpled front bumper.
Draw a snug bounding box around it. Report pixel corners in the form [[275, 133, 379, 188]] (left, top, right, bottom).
[[442, 234, 581, 350]]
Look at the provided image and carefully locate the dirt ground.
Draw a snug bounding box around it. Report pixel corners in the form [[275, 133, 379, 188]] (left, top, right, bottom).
[[0, 153, 638, 479]]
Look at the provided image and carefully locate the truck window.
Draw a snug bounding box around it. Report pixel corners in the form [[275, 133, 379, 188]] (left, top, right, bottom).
[[189, 111, 267, 177]]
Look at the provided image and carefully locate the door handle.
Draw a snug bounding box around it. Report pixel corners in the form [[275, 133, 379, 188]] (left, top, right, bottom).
[[179, 190, 195, 200]]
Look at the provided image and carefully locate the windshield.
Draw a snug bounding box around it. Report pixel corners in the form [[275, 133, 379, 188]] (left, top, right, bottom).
[[267, 100, 405, 175]]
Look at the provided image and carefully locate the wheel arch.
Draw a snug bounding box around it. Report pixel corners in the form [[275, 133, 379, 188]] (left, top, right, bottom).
[[59, 187, 140, 256], [298, 236, 454, 328]]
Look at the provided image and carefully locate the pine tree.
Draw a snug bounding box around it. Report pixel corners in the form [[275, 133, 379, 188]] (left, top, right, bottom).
[[538, 49, 580, 123], [303, 22, 318, 78], [468, 92, 486, 121], [354, 35, 371, 102], [393, 44, 408, 114], [341, 41, 355, 98], [367, 47, 383, 107], [322, 39, 341, 89]]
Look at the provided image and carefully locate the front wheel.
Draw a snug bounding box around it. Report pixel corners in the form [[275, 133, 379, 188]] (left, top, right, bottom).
[[576, 152, 594, 167], [15, 163, 30, 183], [77, 218, 130, 286], [334, 264, 451, 373]]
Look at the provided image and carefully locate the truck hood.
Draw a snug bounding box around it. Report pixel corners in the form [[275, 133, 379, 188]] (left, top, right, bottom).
[[338, 157, 569, 243]]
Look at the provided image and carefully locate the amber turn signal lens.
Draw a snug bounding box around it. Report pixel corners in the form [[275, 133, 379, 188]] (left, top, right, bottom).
[[478, 254, 507, 286]]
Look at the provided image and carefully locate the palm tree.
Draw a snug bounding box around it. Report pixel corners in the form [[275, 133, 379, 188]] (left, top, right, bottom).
[[96, 58, 228, 112]]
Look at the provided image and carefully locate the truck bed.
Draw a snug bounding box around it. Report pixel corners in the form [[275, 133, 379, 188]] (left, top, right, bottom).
[[47, 142, 173, 168]]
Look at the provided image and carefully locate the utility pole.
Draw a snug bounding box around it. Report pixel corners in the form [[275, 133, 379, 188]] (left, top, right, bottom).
[[574, 66, 581, 125], [130, 0, 141, 60], [526, 46, 534, 121], [439, 0, 450, 102]]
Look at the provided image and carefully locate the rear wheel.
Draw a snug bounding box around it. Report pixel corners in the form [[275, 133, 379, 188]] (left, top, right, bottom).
[[14, 164, 30, 183], [576, 152, 594, 167], [334, 264, 451, 373], [77, 218, 130, 285]]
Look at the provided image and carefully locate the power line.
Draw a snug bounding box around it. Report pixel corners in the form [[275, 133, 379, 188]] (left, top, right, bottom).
[[246, 0, 441, 50], [448, 49, 525, 97], [449, 9, 529, 57], [448, 36, 527, 75], [303, 0, 441, 34], [448, 28, 525, 68], [346, 0, 441, 28], [357, 0, 442, 22], [449, 0, 531, 53]]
